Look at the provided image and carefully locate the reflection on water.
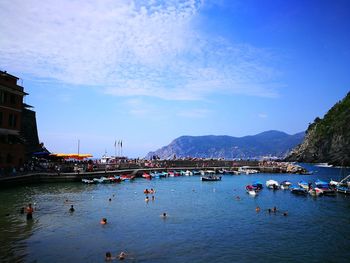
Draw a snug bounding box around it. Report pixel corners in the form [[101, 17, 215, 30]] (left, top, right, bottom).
[[0, 164, 350, 262]]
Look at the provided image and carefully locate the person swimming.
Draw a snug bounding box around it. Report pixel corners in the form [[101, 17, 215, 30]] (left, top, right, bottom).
[[145, 196, 149, 202], [105, 251, 114, 261], [69, 205, 75, 212], [118, 252, 126, 260], [26, 203, 34, 220], [256, 206, 260, 212], [100, 218, 107, 225]]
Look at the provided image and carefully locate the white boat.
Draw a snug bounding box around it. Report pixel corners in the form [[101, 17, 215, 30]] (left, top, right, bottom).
[[280, 181, 292, 190], [315, 163, 333, 168], [185, 170, 193, 176], [309, 187, 323, 196], [266, 180, 279, 189]]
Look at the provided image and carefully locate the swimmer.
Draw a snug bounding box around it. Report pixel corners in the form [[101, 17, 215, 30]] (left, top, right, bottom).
[[235, 196, 240, 200], [283, 212, 288, 216], [118, 251, 127, 260], [273, 206, 277, 213], [268, 208, 271, 214], [145, 196, 149, 202], [161, 212, 167, 218], [26, 203, 34, 220], [100, 218, 107, 225], [256, 206, 260, 212], [105, 251, 114, 261], [152, 195, 155, 201], [109, 198, 112, 202], [69, 205, 75, 212]]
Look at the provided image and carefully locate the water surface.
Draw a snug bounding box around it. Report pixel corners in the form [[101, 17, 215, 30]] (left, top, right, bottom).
[[1, 164, 349, 262]]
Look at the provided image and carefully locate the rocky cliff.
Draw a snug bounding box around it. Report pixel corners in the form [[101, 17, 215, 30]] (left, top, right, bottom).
[[146, 130, 304, 160], [286, 92, 350, 166]]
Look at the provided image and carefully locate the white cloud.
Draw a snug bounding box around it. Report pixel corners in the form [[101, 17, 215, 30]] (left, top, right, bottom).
[[0, 0, 280, 100]]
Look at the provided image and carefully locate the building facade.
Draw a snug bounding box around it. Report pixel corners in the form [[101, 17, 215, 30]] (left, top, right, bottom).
[[0, 71, 32, 170]]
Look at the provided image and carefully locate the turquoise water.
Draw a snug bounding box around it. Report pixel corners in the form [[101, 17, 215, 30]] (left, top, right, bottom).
[[1, 164, 350, 263]]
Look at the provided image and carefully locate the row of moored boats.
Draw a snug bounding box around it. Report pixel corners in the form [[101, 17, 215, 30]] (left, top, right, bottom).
[[246, 176, 350, 196]]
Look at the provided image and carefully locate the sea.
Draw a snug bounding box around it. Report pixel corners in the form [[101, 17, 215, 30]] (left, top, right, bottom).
[[0, 164, 350, 263]]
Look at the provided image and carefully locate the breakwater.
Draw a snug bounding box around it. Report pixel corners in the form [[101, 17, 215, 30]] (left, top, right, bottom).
[[0, 162, 307, 188]]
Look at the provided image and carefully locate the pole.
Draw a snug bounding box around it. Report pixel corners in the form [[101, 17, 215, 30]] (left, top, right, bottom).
[[78, 139, 80, 155]]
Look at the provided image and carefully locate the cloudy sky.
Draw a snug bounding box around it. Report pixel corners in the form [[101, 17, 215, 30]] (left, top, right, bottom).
[[1, 0, 350, 157]]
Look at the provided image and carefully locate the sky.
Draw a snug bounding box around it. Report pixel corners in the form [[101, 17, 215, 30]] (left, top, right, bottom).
[[1, 0, 350, 158]]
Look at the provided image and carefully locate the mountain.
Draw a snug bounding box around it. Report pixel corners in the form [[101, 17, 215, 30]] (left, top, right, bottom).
[[146, 130, 304, 160], [286, 92, 350, 166]]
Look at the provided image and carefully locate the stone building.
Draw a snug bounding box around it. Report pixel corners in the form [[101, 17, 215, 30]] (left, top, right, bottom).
[[0, 71, 40, 170]]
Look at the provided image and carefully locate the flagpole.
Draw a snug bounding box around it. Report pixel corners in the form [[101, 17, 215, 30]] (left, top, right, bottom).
[[121, 140, 123, 157], [114, 140, 116, 157]]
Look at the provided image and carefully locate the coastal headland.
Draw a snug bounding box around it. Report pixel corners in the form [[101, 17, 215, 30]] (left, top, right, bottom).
[[0, 160, 307, 188]]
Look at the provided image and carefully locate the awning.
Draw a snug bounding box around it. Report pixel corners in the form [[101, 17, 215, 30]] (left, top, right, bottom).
[[50, 153, 93, 160]]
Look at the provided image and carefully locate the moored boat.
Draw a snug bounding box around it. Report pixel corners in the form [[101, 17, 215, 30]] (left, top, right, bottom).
[[246, 185, 258, 196], [82, 179, 95, 184], [315, 179, 336, 196], [201, 175, 222, 181], [280, 181, 292, 190], [266, 180, 279, 189], [142, 173, 152, 179], [291, 186, 308, 195], [120, 174, 135, 181], [298, 180, 309, 190]]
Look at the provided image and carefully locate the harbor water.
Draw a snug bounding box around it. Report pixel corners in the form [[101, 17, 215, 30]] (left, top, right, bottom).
[[1, 164, 350, 262]]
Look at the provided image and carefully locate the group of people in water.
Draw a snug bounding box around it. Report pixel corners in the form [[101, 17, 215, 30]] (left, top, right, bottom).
[[144, 188, 156, 202], [255, 205, 288, 216]]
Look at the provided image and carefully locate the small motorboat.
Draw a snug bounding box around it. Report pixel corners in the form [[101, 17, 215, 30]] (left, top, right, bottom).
[[142, 173, 152, 180], [336, 186, 350, 194], [280, 181, 292, 190], [82, 179, 95, 184], [185, 170, 193, 176], [201, 175, 222, 181], [309, 187, 323, 196], [252, 181, 263, 190], [315, 179, 336, 196], [298, 180, 309, 190], [120, 174, 135, 181], [246, 185, 257, 196], [266, 180, 279, 189], [291, 187, 308, 195]]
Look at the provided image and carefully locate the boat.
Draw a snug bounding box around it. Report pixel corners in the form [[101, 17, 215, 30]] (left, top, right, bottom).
[[150, 172, 160, 178], [201, 175, 222, 181], [246, 185, 258, 196], [82, 179, 95, 184], [107, 176, 121, 183], [185, 170, 193, 176], [315, 179, 336, 195], [252, 181, 263, 190], [192, 170, 201, 175], [309, 187, 323, 196], [93, 177, 109, 183], [142, 173, 152, 179], [298, 180, 309, 190], [120, 174, 135, 181], [266, 180, 279, 189], [290, 187, 308, 195], [336, 186, 350, 194], [280, 181, 292, 190], [315, 163, 333, 168]]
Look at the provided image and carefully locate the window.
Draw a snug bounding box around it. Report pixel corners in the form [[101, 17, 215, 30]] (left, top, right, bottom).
[[8, 113, 17, 128], [10, 94, 16, 104]]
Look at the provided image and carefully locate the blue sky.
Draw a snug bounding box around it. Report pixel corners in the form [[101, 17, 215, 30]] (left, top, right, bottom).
[[1, 0, 349, 157]]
